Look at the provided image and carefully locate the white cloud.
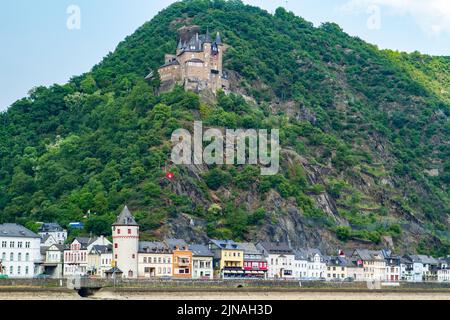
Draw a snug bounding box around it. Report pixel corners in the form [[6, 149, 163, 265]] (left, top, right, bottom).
[[340, 0, 450, 36]]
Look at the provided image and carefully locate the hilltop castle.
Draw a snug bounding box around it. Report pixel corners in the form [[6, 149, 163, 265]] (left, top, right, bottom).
[[146, 26, 229, 93]]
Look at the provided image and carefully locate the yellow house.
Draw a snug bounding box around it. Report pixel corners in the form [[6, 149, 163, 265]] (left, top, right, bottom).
[[209, 240, 244, 278]]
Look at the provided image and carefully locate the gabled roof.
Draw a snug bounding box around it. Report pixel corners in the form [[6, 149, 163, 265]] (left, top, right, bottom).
[[210, 239, 240, 250], [72, 237, 98, 249], [0, 224, 40, 239], [190, 244, 214, 257], [113, 206, 138, 226], [352, 249, 385, 261], [38, 223, 65, 233], [47, 244, 65, 251], [41, 234, 54, 243], [90, 244, 112, 255]]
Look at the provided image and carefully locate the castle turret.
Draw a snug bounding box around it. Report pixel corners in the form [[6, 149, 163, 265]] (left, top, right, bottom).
[[112, 206, 139, 279], [215, 32, 223, 45]]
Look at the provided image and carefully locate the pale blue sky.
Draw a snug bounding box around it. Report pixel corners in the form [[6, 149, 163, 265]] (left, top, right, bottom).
[[1, 0, 449, 111]]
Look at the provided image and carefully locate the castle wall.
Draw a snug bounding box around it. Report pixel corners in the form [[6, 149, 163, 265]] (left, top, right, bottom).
[[156, 31, 229, 94]]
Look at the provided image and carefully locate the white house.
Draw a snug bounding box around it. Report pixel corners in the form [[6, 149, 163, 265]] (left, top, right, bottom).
[[38, 223, 67, 245], [256, 242, 295, 279], [0, 224, 41, 278], [112, 206, 139, 279], [302, 249, 327, 280], [138, 241, 173, 278], [293, 250, 308, 279], [437, 259, 450, 283], [190, 244, 214, 280]]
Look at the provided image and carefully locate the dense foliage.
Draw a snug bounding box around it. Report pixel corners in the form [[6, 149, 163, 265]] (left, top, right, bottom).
[[0, 0, 448, 255]]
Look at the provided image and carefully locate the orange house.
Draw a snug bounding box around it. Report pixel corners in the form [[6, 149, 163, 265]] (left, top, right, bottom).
[[165, 239, 193, 279]]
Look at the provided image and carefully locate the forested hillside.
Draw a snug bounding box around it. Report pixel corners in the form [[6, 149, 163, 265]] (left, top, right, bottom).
[[0, 0, 448, 255]]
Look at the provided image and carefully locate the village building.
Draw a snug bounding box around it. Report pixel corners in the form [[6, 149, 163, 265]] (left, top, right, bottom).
[[326, 256, 349, 281], [303, 249, 327, 280], [256, 242, 295, 279], [351, 249, 386, 281], [209, 239, 244, 278], [41, 244, 65, 278], [236, 242, 268, 278], [38, 223, 67, 245], [383, 251, 401, 282], [40, 234, 58, 247], [64, 236, 111, 277], [138, 241, 173, 278], [346, 257, 366, 282], [436, 258, 450, 283], [112, 206, 139, 279], [166, 239, 193, 279], [147, 25, 229, 93], [190, 244, 214, 280], [293, 250, 308, 279], [87, 244, 113, 278], [0, 224, 41, 278]]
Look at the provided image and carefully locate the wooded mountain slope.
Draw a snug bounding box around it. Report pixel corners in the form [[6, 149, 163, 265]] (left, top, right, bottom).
[[0, 0, 448, 255]]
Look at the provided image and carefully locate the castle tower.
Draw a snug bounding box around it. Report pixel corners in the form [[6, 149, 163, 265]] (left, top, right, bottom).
[[112, 206, 139, 279]]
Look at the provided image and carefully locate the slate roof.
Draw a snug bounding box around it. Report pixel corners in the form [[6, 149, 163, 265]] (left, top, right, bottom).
[[190, 244, 214, 257], [113, 206, 138, 226], [408, 255, 439, 265], [73, 237, 98, 249], [210, 239, 240, 250], [90, 244, 112, 254], [41, 234, 54, 243], [352, 249, 384, 261], [236, 242, 261, 255], [139, 241, 170, 254], [0, 224, 40, 239], [327, 256, 351, 267], [38, 223, 64, 233], [165, 239, 189, 250]]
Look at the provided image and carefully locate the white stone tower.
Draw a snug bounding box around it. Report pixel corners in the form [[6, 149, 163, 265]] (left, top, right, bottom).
[[112, 206, 139, 279]]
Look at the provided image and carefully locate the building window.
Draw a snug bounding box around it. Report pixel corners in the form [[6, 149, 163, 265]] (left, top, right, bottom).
[[128, 229, 131, 235], [18, 253, 22, 261], [18, 242, 23, 248], [114, 243, 118, 249], [1, 241, 6, 248], [25, 242, 30, 248], [10, 253, 13, 261], [10, 266, 13, 275], [9, 241, 14, 248], [25, 267, 29, 275], [117, 229, 121, 234], [132, 254, 135, 259]]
